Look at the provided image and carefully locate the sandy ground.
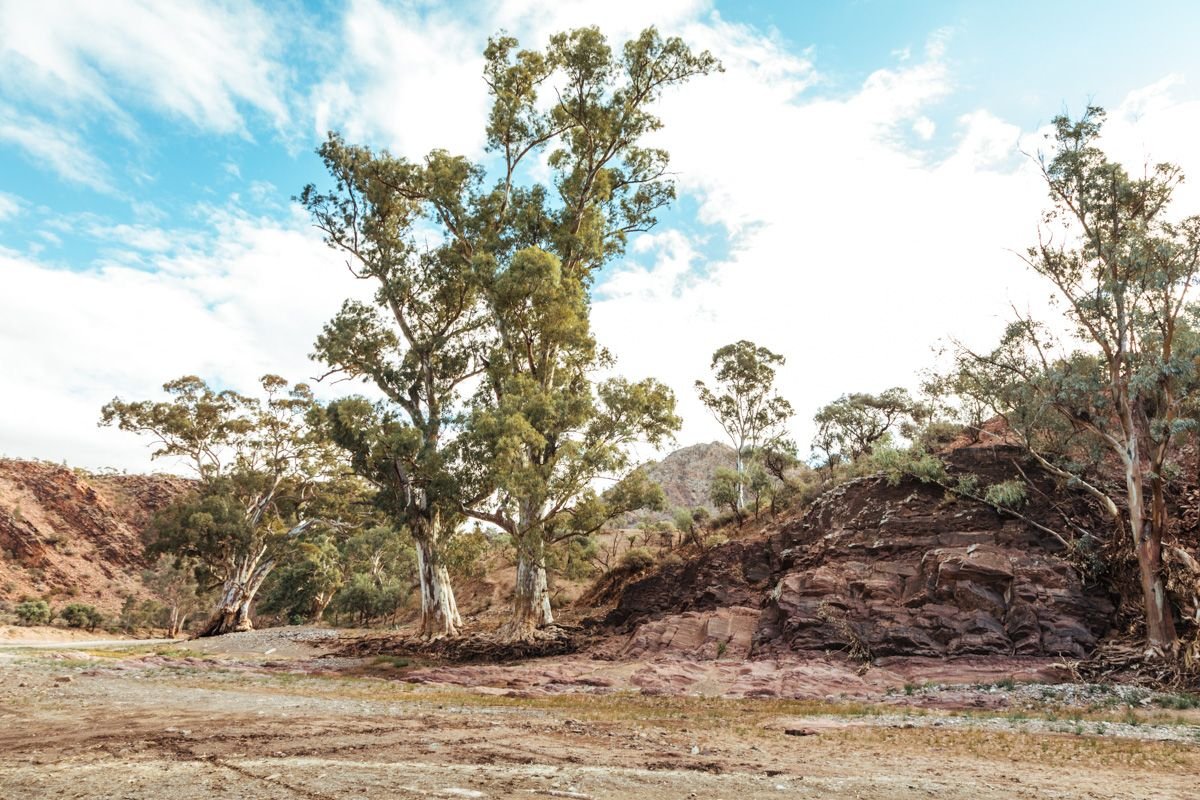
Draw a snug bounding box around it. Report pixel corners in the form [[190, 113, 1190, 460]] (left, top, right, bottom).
[[2, 629, 1199, 799]]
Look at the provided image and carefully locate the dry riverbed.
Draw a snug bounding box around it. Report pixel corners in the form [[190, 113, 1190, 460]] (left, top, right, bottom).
[[1, 629, 1198, 799]]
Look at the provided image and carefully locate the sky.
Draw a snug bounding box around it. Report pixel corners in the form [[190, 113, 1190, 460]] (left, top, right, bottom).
[[5, 0, 1200, 473]]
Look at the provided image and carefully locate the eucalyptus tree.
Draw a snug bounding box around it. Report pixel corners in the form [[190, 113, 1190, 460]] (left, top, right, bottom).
[[300, 133, 493, 637], [812, 387, 928, 469], [695, 340, 794, 508], [460, 27, 713, 637], [948, 107, 1200, 655], [302, 26, 716, 639], [101, 376, 345, 636]]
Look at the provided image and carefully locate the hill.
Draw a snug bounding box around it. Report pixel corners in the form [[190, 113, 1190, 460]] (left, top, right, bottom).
[[637, 440, 735, 519], [0, 459, 192, 613]]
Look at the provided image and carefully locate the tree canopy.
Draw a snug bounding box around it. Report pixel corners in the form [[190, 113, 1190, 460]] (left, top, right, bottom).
[[695, 340, 794, 508], [942, 106, 1200, 654]]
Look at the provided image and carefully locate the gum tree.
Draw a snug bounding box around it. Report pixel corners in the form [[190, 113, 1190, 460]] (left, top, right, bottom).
[[303, 26, 716, 640], [950, 107, 1200, 655], [811, 387, 928, 469], [695, 341, 794, 509], [301, 135, 491, 638], [101, 376, 343, 636]]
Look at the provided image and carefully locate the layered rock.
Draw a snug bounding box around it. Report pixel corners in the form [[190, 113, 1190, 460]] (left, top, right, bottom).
[[0, 459, 192, 612], [603, 443, 1114, 660]]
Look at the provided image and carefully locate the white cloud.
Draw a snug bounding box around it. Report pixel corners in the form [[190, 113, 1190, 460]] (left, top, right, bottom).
[[0, 208, 371, 472], [0, 0, 289, 136], [10, 3, 1200, 475], [310, 0, 720, 159], [0, 191, 20, 221], [593, 27, 1200, 457], [0, 105, 115, 192]]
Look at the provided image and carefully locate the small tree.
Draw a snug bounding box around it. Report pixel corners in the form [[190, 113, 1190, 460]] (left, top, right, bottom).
[[60, 603, 103, 631], [142, 555, 205, 637], [695, 341, 794, 509], [15, 599, 51, 626], [811, 387, 928, 471], [102, 375, 345, 636], [948, 107, 1200, 655], [709, 467, 744, 525]]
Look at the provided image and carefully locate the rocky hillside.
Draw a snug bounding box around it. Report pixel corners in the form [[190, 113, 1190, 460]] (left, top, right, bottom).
[[0, 459, 192, 613], [635, 441, 735, 520], [600, 439, 1120, 661]]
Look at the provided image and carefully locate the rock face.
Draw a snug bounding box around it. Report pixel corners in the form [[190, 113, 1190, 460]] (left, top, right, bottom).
[[0, 459, 192, 612], [604, 443, 1114, 660], [632, 441, 736, 522]]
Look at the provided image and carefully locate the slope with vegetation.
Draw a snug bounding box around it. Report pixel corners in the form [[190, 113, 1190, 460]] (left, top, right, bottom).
[[0, 458, 190, 615]]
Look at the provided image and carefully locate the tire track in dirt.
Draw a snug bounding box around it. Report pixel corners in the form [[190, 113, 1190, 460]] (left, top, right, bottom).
[[150, 734, 345, 800]]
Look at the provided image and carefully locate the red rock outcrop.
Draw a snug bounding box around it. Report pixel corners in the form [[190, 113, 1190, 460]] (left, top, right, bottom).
[[0, 459, 192, 612], [600, 442, 1115, 660]]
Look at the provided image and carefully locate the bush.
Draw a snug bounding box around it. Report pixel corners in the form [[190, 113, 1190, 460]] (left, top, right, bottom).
[[985, 480, 1027, 510], [15, 599, 52, 626], [60, 603, 104, 630], [620, 547, 656, 572], [444, 528, 491, 578], [659, 552, 685, 568]]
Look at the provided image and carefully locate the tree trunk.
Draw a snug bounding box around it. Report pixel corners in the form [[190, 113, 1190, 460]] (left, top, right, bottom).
[[735, 442, 745, 511], [311, 590, 335, 624], [196, 555, 272, 637], [503, 533, 552, 641], [1126, 459, 1178, 654], [415, 534, 462, 639]]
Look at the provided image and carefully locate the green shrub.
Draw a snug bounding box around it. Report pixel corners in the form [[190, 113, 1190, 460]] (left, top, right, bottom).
[[444, 528, 491, 578], [15, 599, 52, 626], [60, 602, 104, 630], [985, 480, 1027, 510], [660, 552, 685, 568], [620, 547, 656, 572]]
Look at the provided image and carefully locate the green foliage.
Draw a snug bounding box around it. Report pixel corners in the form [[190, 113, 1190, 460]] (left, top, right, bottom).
[[442, 529, 491, 579], [870, 446, 948, 487], [15, 599, 51, 626], [119, 596, 169, 632], [60, 603, 104, 630], [954, 473, 981, 497], [304, 26, 717, 632], [103, 375, 349, 633], [258, 534, 344, 624], [620, 547, 656, 572], [695, 340, 793, 507], [936, 106, 1200, 646], [812, 387, 929, 468], [709, 467, 743, 522], [984, 480, 1027, 510], [672, 507, 698, 541], [546, 535, 598, 581], [333, 572, 409, 626]]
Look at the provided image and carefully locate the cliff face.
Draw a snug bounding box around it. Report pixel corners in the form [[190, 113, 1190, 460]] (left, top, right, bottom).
[[0, 459, 192, 612], [603, 442, 1115, 660], [631, 441, 735, 523]]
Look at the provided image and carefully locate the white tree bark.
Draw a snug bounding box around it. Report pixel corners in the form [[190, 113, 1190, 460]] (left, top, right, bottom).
[[415, 534, 462, 639]]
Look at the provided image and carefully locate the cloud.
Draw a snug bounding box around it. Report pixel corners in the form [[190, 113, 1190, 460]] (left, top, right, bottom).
[[592, 27, 1200, 457], [0, 0, 289, 137], [0, 191, 21, 221], [309, 0, 719, 159], [0, 105, 116, 193], [0, 207, 371, 472], [10, 3, 1200, 475]]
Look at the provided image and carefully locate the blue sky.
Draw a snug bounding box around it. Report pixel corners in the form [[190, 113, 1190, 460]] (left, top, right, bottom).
[[4, 0, 1200, 471]]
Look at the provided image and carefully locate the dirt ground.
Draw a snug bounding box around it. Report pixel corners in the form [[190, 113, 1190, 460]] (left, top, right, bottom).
[[2, 629, 1199, 799]]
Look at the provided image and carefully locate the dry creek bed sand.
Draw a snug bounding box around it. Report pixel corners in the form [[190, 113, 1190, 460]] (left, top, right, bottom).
[[1, 627, 1199, 799]]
